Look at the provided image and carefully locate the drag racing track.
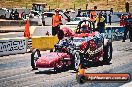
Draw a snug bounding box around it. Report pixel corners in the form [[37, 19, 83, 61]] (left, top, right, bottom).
[[0, 40, 132, 87]]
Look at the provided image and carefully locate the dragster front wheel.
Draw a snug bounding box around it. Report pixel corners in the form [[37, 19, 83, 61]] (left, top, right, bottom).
[[74, 51, 81, 71], [54, 60, 64, 73]]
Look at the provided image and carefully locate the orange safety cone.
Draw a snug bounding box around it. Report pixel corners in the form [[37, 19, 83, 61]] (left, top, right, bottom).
[[24, 19, 30, 38]]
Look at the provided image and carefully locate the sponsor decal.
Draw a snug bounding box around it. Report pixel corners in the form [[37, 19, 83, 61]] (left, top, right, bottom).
[[0, 39, 27, 56], [105, 27, 128, 41]]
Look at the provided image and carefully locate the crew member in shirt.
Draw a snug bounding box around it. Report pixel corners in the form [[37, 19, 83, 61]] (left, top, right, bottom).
[[52, 8, 62, 36]]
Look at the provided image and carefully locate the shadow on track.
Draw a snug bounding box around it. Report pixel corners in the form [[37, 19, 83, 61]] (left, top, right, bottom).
[[34, 61, 112, 74], [69, 61, 112, 73], [35, 68, 70, 75]]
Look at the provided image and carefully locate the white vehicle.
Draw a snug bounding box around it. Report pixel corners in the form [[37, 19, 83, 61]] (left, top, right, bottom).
[[28, 10, 43, 25], [43, 12, 70, 25], [70, 9, 76, 13], [66, 17, 89, 25], [0, 8, 11, 19], [28, 11, 70, 26], [29, 10, 42, 17]]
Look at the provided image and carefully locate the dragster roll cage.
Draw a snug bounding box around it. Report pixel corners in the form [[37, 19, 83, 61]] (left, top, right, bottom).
[[76, 20, 94, 33]]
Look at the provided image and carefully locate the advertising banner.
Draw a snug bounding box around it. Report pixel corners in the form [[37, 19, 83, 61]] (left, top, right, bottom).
[[105, 26, 126, 41], [0, 37, 27, 56]]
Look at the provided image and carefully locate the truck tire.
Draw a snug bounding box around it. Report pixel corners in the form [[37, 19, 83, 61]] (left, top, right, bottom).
[[103, 42, 112, 64], [31, 49, 41, 70]]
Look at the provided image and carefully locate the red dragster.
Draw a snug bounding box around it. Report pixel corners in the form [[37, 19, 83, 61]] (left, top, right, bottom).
[[31, 20, 113, 72]]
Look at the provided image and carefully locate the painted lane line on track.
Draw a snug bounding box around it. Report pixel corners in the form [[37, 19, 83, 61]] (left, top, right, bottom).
[[0, 72, 48, 87], [0, 70, 75, 87], [0, 70, 36, 82], [15, 73, 74, 87], [110, 62, 132, 73], [26, 73, 76, 87]]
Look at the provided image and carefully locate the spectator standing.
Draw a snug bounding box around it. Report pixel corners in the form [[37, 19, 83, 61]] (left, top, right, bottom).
[[87, 11, 90, 17], [122, 13, 132, 42], [64, 9, 71, 22], [110, 8, 113, 15], [96, 13, 105, 33], [90, 6, 97, 31], [76, 9, 82, 17], [120, 14, 124, 26], [5, 10, 10, 20], [125, 2, 129, 13], [14, 9, 19, 20], [10, 9, 14, 19], [90, 6, 97, 22], [102, 11, 107, 24], [52, 8, 62, 36], [82, 13, 87, 17], [108, 13, 111, 25], [65, 9, 68, 13], [42, 13, 45, 26], [122, 15, 127, 26]]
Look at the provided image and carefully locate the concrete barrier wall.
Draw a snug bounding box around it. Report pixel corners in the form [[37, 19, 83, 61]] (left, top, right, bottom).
[[30, 25, 77, 36], [0, 32, 24, 38], [0, 20, 38, 26], [0, 37, 27, 56], [31, 26, 52, 36], [32, 36, 59, 50]]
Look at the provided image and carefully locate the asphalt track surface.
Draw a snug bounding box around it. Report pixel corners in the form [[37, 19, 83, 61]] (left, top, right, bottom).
[[0, 40, 132, 87]]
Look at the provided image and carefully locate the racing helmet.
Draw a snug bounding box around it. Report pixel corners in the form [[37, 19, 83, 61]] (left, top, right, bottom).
[[60, 27, 75, 37], [81, 24, 91, 33]]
